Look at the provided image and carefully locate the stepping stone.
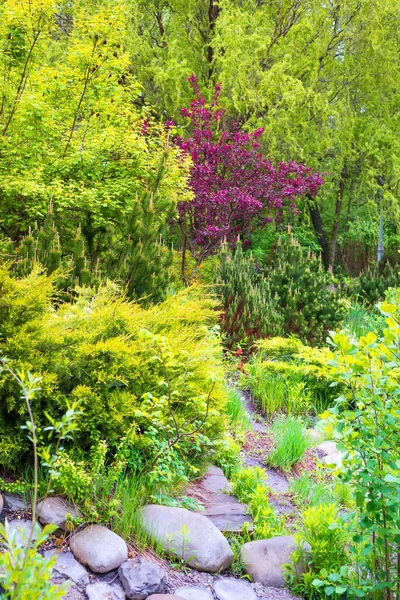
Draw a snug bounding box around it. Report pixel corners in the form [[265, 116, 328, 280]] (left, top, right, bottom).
[[118, 557, 167, 599], [308, 428, 322, 444], [38, 497, 80, 531], [86, 581, 125, 600], [140, 505, 233, 573], [323, 451, 343, 468], [317, 441, 337, 456], [147, 596, 184, 600], [175, 586, 213, 600], [241, 536, 310, 588], [200, 466, 232, 494], [263, 469, 289, 493], [6, 519, 41, 547], [44, 550, 89, 586], [3, 493, 26, 511], [213, 578, 257, 600], [204, 502, 253, 533], [69, 525, 127, 573]]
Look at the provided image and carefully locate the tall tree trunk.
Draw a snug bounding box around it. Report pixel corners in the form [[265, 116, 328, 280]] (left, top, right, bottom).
[[206, 0, 220, 77], [330, 166, 347, 270], [307, 197, 330, 270]]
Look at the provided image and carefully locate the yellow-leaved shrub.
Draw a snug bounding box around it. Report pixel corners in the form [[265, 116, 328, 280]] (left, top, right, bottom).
[[0, 267, 227, 475]]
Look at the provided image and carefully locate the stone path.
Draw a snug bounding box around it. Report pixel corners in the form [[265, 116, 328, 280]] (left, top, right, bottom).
[[186, 466, 254, 533]]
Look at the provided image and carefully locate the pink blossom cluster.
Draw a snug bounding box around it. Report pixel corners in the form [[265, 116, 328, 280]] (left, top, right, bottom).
[[175, 76, 324, 254]]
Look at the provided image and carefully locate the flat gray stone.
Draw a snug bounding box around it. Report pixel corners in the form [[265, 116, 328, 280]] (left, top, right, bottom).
[[317, 441, 337, 456], [118, 557, 167, 600], [175, 586, 213, 600], [86, 581, 126, 600], [322, 451, 343, 468], [146, 596, 184, 600], [213, 578, 257, 600], [37, 497, 80, 531], [263, 469, 289, 493], [3, 493, 26, 511], [70, 525, 127, 574], [140, 505, 233, 573], [200, 467, 232, 494], [204, 503, 253, 533], [6, 519, 41, 547], [241, 536, 309, 588], [308, 429, 322, 444], [44, 550, 89, 586], [242, 459, 289, 493]]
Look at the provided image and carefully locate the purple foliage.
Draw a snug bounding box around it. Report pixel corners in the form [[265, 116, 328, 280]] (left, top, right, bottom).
[[175, 75, 324, 260]]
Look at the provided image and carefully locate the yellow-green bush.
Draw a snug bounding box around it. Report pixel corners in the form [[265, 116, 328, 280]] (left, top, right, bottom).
[[245, 337, 341, 417], [0, 267, 227, 473]]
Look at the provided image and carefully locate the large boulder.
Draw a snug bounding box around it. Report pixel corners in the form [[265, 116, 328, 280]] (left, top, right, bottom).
[[69, 525, 127, 573], [37, 497, 80, 531], [241, 536, 310, 588], [118, 557, 167, 600], [175, 586, 213, 600], [213, 578, 257, 600], [140, 505, 233, 573]]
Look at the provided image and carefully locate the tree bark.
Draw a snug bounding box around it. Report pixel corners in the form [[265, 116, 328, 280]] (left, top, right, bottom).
[[330, 166, 347, 270], [307, 197, 330, 270]]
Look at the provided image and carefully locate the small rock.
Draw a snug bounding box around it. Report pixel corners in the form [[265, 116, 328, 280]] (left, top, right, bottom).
[[323, 451, 343, 468], [307, 428, 322, 444], [44, 550, 89, 586], [213, 578, 257, 600], [37, 497, 79, 531], [69, 525, 127, 573], [317, 441, 337, 456], [6, 519, 41, 547], [241, 535, 310, 588], [118, 558, 167, 600], [175, 586, 213, 600], [86, 581, 126, 600], [3, 493, 26, 512], [140, 505, 233, 573], [0, 493, 3, 515]]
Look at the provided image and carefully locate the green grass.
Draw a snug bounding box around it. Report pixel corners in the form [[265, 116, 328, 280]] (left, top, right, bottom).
[[289, 473, 354, 509], [268, 416, 310, 471], [225, 388, 252, 430]]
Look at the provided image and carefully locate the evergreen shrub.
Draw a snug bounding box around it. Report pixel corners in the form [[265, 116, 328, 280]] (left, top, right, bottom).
[[0, 267, 227, 474]]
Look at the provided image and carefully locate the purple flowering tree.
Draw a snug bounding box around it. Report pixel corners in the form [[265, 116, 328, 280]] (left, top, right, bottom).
[[175, 75, 324, 282]]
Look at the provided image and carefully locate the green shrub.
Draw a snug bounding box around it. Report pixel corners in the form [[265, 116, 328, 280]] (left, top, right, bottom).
[[352, 261, 400, 305], [0, 267, 228, 476], [231, 466, 285, 539], [215, 243, 284, 347], [260, 232, 347, 345], [315, 291, 400, 599], [246, 337, 339, 417], [288, 503, 349, 599], [268, 416, 310, 471]]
